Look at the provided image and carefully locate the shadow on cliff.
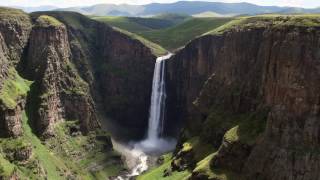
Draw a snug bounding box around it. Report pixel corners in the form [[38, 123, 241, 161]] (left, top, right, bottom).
[[15, 42, 42, 137], [24, 82, 42, 136]]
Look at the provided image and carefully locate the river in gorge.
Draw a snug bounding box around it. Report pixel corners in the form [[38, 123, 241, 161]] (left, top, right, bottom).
[[113, 53, 176, 180]]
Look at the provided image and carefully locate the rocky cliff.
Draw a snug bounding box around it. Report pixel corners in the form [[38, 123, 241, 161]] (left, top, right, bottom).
[[29, 11, 157, 139], [165, 16, 320, 180], [23, 14, 100, 137], [0, 8, 32, 138], [0, 7, 157, 179]]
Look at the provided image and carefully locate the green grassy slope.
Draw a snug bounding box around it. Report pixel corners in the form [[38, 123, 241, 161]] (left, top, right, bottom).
[[138, 154, 191, 180], [0, 68, 32, 109], [0, 111, 123, 179], [92, 16, 153, 32], [92, 14, 190, 33], [207, 14, 320, 35], [92, 15, 233, 51], [0, 70, 123, 179], [137, 17, 233, 51], [112, 27, 167, 56]]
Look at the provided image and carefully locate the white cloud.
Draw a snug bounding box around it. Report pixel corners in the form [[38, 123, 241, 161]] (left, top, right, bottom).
[[0, 0, 318, 8], [280, 0, 304, 7]]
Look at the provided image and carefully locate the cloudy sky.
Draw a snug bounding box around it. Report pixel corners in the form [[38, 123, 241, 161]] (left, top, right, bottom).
[[0, 0, 319, 8]]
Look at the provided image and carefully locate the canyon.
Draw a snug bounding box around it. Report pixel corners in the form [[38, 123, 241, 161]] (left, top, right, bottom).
[[0, 5, 320, 180]]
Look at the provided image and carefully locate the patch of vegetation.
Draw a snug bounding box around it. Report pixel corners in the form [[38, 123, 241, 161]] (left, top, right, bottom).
[[0, 137, 30, 155], [183, 137, 216, 161], [181, 142, 193, 152], [0, 108, 123, 179], [93, 16, 153, 32], [0, 7, 25, 15], [193, 153, 239, 180], [0, 68, 33, 109], [168, 108, 269, 180], [152, 13, 191, 25], [112, 27, 167, 56], [45, 120, 123, 179], [200, 107, 269, 147], [0, 111, 64, 179], [92, 14, 190, 33], [63, 62, 89, 96], [0, 153, 15, 178], [137, 17, 233, 51], [138, 153, 191, 180], [223, 109, 269, 145], [207, 14, 320, 35], [31, 11, 96, 37], [142, 108, 267, 180], [36, 15, 63, 27], [93, 15, 233, 51], [0, 7, 30, 22], [21, 111, 68, 179]]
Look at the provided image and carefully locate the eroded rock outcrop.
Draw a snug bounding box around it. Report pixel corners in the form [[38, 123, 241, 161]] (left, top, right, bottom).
[[0, 8, 32, 65], [0, 9, 32, 137], [22, 15, 99, 137]]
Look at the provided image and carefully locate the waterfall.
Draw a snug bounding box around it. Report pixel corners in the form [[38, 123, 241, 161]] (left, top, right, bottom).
[[146, 53, 172, 141], [138, 53, 174, 150], [115, 54, 176, 180]]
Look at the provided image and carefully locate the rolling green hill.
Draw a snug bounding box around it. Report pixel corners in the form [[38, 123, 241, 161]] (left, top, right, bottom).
[[92, 14, 190, 33], [92, 16, 153, 32], [93, 15, 233, 51], [137, 17, 233, 51]]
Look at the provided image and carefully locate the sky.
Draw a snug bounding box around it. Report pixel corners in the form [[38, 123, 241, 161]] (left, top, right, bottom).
[[0, 0, 319, 8]]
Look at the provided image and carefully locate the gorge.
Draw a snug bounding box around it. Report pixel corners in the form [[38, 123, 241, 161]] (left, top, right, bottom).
[[0, 5, 320, 180]]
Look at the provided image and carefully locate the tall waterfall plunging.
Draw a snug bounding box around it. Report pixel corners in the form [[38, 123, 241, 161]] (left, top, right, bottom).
[[146, 53, 171, 141], [138, 53, 176, 152], [115, 54, 176, 179]]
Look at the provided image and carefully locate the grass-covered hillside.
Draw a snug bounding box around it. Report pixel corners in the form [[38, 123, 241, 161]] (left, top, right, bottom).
[[0, 112, 123, 179], [137, 17, 233, 51], [92, 13, 190, 33], [207, 14, 320, 35], [92, 14, 233, 51], [94, 14, 320, 52], [0, 72, 123, 179]]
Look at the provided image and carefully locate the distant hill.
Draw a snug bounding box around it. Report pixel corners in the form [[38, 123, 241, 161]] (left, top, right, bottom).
[[192, 11, 235, 17], [14, 5, 58, 12], [52, 1, 320, 17], [57, 4, 144, 16], [92, 13, 190, 32], [94, 14, 233, 51], [141, 1, 283, 15], [279, 7, 320, 14], [136, 17, 233, 51]]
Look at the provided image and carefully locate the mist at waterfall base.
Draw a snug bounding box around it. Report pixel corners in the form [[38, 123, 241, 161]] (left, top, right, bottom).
[[114, 54, 176, 179], [133, 53, 176, 154]]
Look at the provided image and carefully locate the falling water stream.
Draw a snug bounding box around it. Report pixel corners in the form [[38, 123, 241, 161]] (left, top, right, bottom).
[[115, 53, 176, 179]]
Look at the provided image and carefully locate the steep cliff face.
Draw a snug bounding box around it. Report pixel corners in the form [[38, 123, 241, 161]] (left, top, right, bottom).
[[0, 8, 32, 65], [23, 15, 99, 137], [96, 26, 155, 138], [31, 11, 156, 139], [0, 8, 32, 138], [0, 8, 157, 179], [166, 16, 320, 180]]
